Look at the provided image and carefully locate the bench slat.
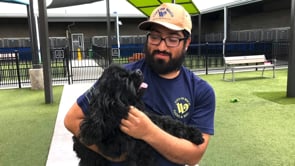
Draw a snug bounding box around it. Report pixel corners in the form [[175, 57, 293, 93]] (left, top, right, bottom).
[[224, 55, 265, 60], [226, 59, 265, 64], [232, 64, 274, 69], [224, 55, 266, 64]]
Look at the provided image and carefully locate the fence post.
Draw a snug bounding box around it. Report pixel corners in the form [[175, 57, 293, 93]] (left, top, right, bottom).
[[64, 47, 72, 84], [205, 43, 209, 75], [14, 50, 21, 88]]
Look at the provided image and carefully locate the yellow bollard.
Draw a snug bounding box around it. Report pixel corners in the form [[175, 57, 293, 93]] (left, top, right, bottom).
[[77, 48, 82, 60]]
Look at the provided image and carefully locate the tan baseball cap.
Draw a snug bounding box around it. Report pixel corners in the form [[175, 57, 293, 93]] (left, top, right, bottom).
[[138, 3, 192, 34]]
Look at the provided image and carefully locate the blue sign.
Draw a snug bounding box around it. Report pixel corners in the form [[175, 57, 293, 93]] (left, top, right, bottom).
[[0, 0, 29, 5]]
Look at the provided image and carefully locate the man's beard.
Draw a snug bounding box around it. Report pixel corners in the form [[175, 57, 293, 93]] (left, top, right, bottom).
[[144, 44, 186, 75]]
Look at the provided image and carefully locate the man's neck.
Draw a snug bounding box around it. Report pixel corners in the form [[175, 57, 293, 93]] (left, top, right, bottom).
[[159, 70, 180, 79]]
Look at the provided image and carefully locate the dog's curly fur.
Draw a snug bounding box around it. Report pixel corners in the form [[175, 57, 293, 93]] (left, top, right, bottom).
[[73, 64, 204, 166]]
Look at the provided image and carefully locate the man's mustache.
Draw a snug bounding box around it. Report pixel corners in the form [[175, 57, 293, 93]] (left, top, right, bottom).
[[152, 50, 172, 58]]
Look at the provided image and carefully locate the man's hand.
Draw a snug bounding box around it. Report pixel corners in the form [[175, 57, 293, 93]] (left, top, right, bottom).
[[120, 106, 157, 140], [120, 106, 210, 165]]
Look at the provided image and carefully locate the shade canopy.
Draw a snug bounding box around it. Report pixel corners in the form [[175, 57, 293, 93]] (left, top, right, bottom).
[[126, 0, 199, 16], [47, 0, 102, 9], [0, 0, 28, 5]]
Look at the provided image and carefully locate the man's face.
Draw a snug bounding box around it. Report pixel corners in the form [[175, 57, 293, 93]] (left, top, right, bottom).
[[144, 25, 191, 75]]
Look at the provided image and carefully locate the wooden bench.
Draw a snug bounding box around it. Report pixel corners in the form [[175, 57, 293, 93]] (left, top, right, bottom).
[[128, 53, 145, 62], [223, 55, 276, 81]]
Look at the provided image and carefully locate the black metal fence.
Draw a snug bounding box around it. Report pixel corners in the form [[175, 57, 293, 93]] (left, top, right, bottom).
[[0, 51, 30, 88], [0, 41, 289, 88]]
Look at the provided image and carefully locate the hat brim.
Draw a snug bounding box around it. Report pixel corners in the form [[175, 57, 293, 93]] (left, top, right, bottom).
[[138, 21, 188, 33]]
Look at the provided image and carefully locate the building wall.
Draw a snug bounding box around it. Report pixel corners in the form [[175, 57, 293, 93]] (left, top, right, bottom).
[[231, 9, 290, 31], [0, 0, 292, 42], [0, 18, 30, 38], [199, 0, 291, 33], [0, 17, 146, 38], [49, 19, 146, 38]]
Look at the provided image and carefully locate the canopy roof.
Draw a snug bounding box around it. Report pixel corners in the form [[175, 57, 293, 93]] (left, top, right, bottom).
[[47, 0, 101, 9], [0, 0, 262, 18], [126, 0, 199, 16], [0, 0, 28, 5]]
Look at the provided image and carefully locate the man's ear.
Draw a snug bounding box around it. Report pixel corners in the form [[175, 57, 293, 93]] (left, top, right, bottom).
[[186, 37, 191, 46], [185, 37, 191, 50]]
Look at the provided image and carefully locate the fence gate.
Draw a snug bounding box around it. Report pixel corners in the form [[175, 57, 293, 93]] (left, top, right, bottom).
[[71, 33, 85, 59]]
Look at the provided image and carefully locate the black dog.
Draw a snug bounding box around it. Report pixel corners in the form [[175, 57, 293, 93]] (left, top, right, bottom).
[[73, 64, 204, 166]]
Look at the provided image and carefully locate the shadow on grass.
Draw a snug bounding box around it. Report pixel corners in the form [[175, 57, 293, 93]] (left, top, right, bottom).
[[253, 91, 295, 105], [222, 75, 273, 82]]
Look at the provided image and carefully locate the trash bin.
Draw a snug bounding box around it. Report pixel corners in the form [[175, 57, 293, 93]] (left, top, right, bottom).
[[88, 49, 93, 58]]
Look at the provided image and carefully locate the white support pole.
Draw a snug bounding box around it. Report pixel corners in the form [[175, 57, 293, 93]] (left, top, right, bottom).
[[114, 11, 121, 58], [223, 6, 227, 57]]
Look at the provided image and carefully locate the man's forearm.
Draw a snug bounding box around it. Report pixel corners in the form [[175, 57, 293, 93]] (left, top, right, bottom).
[[86, 144, 127, 162], [142, 125, 209, 165]]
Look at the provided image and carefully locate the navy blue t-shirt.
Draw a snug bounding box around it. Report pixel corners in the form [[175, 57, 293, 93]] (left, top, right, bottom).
[[77, 59, 216, 166]]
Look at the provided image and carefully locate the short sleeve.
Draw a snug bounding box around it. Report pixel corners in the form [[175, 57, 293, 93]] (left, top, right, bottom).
[[190, 79, 216, 135], [77, 80, 99, 115]]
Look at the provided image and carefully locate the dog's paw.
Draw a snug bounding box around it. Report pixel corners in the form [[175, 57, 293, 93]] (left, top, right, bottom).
[[186, 127, 205, 145], [191, 135, 205, 145]]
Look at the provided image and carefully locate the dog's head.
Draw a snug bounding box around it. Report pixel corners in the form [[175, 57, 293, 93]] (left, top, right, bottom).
[[90, 64, 147, 118], [98, 64, 147, 99]]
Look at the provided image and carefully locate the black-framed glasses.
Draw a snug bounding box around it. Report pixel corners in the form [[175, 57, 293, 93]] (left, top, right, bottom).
[[147, 33, 188, 47]]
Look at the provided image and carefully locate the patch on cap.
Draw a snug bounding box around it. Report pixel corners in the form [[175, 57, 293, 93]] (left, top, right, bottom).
[[138, 3, 192, 34]]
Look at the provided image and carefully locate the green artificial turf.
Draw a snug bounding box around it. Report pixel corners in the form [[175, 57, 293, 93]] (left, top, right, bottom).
[[0, 86, 63, 166], [199, 69, 295, 166], [0, 69, 294, 166]]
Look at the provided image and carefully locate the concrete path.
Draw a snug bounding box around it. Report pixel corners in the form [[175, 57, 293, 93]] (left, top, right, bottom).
[[46, 83, 94, 166]]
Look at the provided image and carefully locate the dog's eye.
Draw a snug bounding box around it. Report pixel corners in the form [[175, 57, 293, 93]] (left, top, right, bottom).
[[135, 69, 142, 76]]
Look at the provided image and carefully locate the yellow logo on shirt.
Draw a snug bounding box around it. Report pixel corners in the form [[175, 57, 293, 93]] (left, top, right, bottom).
[[173, 97, 190, 119]]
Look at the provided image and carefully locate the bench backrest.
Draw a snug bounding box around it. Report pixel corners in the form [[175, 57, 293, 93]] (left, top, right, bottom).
[[224, 55, 266, 65]]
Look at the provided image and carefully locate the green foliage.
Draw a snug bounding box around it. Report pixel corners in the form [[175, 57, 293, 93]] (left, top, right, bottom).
[[0, 86, 63, 166]]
